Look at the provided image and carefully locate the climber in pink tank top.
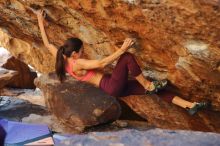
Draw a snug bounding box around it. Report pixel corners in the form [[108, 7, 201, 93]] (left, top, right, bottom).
[[65, 59, 95, 82], [35, 9, 210, 115]]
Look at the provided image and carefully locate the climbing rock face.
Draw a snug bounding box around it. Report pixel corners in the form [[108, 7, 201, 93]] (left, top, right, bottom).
[[2, 56, 37, 89], [0, 68, 18, 89], [34, 73, 121, 130], [0, 1, 219, 110], [0, 48, 37, 89], [121, 94, 220, 132]]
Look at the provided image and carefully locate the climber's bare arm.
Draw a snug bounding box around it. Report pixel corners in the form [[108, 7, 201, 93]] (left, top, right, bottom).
[[75, 38, 134, 70], [34, 10, 57, 57]]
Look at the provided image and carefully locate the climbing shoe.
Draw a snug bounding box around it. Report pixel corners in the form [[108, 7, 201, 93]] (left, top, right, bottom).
[[145, 79, 168, 95], [187, 101, 210, 115]]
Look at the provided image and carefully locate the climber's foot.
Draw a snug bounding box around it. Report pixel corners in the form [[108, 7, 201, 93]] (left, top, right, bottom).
[[145, 79, 168, 95], [187, 101, 211, 115]]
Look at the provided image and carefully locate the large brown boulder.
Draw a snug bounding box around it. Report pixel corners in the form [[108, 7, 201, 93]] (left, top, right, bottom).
[[2, 56, 37, 89], [0, 48, 37, 89], [34, 72, 121, 130], [0, 68, 18, 89]]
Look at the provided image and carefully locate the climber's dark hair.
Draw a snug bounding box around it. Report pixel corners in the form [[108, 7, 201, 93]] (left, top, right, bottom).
[[55, 37, 83, 83]]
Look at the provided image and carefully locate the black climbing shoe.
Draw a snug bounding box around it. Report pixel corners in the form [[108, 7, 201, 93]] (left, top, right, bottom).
[[145, 79, 168, 95], [187, 101, 210, 115]]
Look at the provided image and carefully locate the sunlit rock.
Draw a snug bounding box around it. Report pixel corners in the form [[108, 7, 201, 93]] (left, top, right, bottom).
[[0, 0, 220, 125]]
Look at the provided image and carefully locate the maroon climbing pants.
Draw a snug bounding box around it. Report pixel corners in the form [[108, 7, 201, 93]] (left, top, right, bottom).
[[99, 52, 175, 103]]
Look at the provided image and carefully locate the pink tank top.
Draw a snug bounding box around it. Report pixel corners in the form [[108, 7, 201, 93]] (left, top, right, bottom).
[[65, 59, 95, 81]]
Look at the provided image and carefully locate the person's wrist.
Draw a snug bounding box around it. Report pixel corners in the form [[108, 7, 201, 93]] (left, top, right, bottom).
[[120, 47, 127, 52], [37, 15, 43, 20], [118, 49, 124, 55], [37, 17, 42, 22], [38, 19, 44, 24], [39, 17, 43, 21]]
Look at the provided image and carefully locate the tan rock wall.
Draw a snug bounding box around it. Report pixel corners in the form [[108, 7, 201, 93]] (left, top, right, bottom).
[[0, 0, 219, 109]]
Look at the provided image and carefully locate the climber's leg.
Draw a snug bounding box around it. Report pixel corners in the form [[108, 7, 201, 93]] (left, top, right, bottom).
[[120, 80, 174, 103], [118, 79, 209, 115], [171, 96, 210, 115], [100, 52, 167, 96], [120, 80, 145, 97], [100, 52, 151, 96], [171, 96, 196, 109]]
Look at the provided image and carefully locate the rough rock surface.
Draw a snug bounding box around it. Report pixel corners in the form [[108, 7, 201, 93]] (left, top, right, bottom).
[[34, 72, 121, 130], [0, 47, 11, 66], [2, 56, 37, 89], [0, 96, 48, 121], [54, 129, 220, 146], [0, 48, 37, 89], [0, 68, 18, 89], [0, 0, 219, 111], [121, 94, 220, 132], [0, 87, 46, 106]]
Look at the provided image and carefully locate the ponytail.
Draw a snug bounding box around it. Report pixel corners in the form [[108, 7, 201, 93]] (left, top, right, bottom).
[[55, 37, 83, 83], [55, 46, 66, 83]]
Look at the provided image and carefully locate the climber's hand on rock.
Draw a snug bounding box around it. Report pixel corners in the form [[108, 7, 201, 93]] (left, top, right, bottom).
[[120, 38, 134, 52], [37, 10, 46, 20], [32, 9, 46, 20]]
